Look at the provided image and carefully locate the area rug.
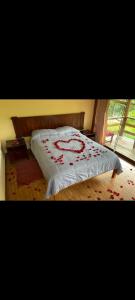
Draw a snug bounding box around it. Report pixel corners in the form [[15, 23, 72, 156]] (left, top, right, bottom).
[[15, 158, 43, 186]]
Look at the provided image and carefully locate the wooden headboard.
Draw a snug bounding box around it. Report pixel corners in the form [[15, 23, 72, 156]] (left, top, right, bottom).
[[11, 112, 85, 138]]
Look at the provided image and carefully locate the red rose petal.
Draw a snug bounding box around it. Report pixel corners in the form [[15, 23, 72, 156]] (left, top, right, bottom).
[[54, 138, 85, 153]]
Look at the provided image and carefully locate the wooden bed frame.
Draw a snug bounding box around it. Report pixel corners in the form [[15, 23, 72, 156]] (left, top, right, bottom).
[[11, 112, 85, 138], [11, 112, 117, 200]]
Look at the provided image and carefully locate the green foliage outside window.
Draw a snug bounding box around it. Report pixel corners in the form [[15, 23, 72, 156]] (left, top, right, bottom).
[[107, 100, 135, 140]]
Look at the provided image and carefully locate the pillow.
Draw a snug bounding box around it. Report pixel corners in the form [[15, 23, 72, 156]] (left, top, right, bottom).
[[32, 126, 79, 137], [32, 129, 57, 137], [56, 126, 79, 134]]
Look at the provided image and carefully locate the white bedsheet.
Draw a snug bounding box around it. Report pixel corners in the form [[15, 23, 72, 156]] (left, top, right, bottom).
[[31, 130, 123, 198]]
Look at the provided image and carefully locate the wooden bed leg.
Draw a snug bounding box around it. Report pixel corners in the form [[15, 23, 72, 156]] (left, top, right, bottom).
[[53, 194, 57, 200], [112, 169, 117, 178], [47, 194, 57, 200]]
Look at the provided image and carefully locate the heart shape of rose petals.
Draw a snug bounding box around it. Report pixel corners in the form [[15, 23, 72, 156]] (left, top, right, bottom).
[[54, 138, 85, 153]]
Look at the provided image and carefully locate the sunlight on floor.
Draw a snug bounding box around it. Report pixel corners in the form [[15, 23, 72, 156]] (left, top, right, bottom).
[[105, 135, 135, 162]]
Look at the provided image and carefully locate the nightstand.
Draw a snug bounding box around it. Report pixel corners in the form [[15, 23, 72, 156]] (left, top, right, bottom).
[[6, 138, 29, 162], [80, 130, 96, 141]]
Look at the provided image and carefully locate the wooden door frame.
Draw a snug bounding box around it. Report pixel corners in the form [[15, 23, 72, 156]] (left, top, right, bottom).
[[119, 99, 131, 136], [91, 99, 98, 132]]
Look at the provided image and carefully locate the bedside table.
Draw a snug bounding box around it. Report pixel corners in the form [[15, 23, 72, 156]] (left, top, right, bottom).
[[80, 130, 96, 141], [6, 138, 29, 162]]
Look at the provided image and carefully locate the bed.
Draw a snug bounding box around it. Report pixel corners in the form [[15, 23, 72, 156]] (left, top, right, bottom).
[[11, 113, 123, 199]]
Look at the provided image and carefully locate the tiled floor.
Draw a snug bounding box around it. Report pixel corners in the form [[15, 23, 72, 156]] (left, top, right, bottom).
[[105, 135, 135, 162]]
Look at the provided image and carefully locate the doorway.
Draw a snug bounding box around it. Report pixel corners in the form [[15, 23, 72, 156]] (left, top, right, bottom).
[[105, 99, 135, 162]]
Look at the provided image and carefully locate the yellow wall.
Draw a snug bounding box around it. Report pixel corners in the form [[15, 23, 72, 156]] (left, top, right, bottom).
[[0, 100, 95, 142]]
